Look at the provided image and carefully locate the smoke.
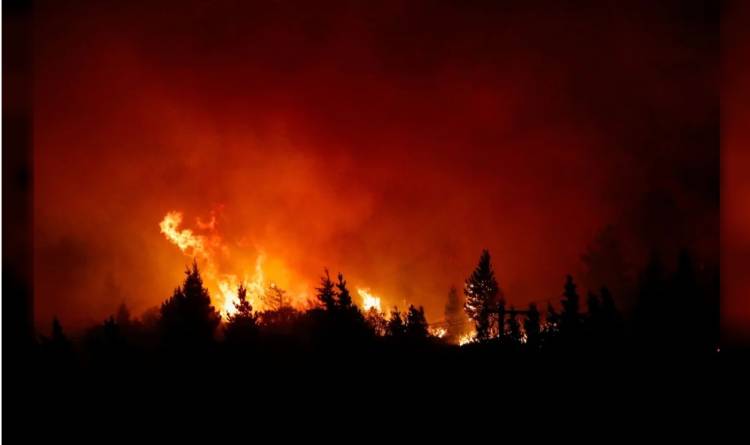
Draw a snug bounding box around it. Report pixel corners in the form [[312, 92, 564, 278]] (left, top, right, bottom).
[[33, 0, 718, 330]]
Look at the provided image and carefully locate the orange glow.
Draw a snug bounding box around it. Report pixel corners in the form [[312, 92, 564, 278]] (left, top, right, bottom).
[[159, 211, 206, 257], [159, 211, 275, 317], [357, 288, 382, 312], [429, 327, 447, 338], [33, 1, 718, 334], [458, 331, 476, 346]]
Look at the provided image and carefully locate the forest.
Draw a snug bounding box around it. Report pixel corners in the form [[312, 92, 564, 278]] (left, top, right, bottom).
[[34, 247, 719, 373]]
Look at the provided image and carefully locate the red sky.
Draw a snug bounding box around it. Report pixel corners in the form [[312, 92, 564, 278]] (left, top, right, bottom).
[[723, 1, 750, 344], [33, 0, 718, 330]]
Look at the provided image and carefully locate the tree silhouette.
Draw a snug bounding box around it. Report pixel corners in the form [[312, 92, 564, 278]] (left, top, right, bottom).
[[116, 303, 131, 328], [464, 249, 500, 341], [316, 269, 337, 311], [405, 305, 429, 340], [444, 286, 465, 344], [83, 315, 126, 360], [560, 275, 581, 335], [506, 306, 521, 344], [224, 284, 258, 346], [264, 283, 289, 311], [40, 317, 73, 365], [524, 303, 541, 349], [543, 302, 560, 346], [497, 297, 506, 342], [335, 272, 353, 308], [386, 307, 406, 338], [52, 317, 68, 345], [159, 260, 221, 348], [365, 308, 388, 336]]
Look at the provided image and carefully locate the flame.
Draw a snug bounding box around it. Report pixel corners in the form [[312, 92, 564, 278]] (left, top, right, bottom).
[[357, 288, 382, 312], [458, 332, 476, 346], [429, 327, 447, 338], [159, 210, 268, 317], [159, 211, 206, 256], [212, 256, 268, 316], [218, 277, 239, 315]]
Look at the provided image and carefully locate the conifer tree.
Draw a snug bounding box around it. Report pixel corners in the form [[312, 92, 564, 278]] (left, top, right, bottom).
[[316, 268, 337, 311], [560, 274, 581, 332], [386, 307, 406, 337], [507, 306, 521, 343], [524, 303, 541, 348], [464, 249, 500, 341], [224, 284, 258, 345], [160, 260, 221, 347], [405, 305, 429, 339], [335, 272, 353, 308]]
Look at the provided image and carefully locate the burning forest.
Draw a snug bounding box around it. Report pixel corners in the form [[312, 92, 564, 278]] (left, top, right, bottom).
[[7, 0, 725, 430]]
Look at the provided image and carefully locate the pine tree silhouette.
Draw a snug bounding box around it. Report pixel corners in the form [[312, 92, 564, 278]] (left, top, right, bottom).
[[316, 269, 337, 311], [543, 302, 560, 346], [335, 272, 353, 308], [386, 307, 406, 338], [560, 275, 581, 335], [42, 317, 73, 365], [405, 305, 429, 340], [52, 317, 68, 345], [265, 283, 289, 311], [507, 306, 521, 344], [524, 303, 541, 349], [116, 303, 131, 328], [365, 308, 388, 336], [497, 297, 507, 342], [159, 260, 221, 349], [224, 284, 258, 346], [464, 249, 500, 341]]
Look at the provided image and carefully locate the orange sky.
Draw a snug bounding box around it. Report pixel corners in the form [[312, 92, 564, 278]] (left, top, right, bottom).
[[33, 1, 718, 331]]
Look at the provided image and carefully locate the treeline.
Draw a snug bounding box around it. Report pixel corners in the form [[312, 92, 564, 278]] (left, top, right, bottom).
[[35, 248, 718, 366]]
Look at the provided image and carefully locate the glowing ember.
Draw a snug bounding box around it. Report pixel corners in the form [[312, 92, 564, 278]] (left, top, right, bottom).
[[357, 288, 382, 312], [429, 327, 447, 338], [458, 332, 476, 346]]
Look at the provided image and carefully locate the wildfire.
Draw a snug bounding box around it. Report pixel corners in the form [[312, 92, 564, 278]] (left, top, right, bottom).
[[159, 210, 268, 317], [159, 211, 206, 256], [357, 288, 382, 312], [429, 327, 447, 338], [458, 332, 476, 346]]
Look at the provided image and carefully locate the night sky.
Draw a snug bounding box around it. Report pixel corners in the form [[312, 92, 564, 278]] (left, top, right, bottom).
[[33, 0, 718, 329]]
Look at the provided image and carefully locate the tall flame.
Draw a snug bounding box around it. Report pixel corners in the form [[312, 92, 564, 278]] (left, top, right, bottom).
[[159, 210, 267, 317], [216, 255, 266, 316], [357, 288, 382, 312], [159, 211, 205, 256]]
